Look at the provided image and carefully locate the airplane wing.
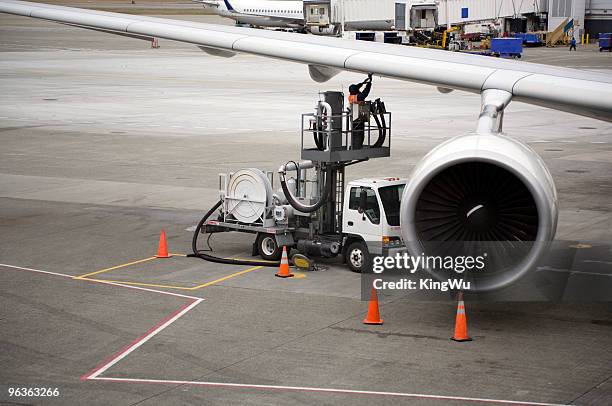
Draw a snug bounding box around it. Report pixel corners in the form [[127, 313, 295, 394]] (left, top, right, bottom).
[[1, 0, 611, 122], [192, 0, 221, 7]]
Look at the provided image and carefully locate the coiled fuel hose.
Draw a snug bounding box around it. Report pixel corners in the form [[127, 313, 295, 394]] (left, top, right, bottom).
[[188, 200, 281, 267], [279, 163, 332, 213]]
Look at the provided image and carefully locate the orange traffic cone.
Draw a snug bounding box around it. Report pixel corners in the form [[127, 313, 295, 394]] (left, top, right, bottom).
[[451, 291, 472, 342], [155, 229, 172, 258], [275, 246, 293, 278], [363, 286, 383, 325]]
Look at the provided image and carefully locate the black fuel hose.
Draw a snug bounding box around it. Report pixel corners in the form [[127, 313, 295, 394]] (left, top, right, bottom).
[[372, 99, 387, 148], [280, 165, 332, 213], [188, 200, 281, 267], [371, 112, 385, 148], [313, 121, 325, 151]]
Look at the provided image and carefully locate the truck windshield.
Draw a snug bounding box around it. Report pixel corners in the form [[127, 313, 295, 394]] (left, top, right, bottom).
[[378, 184, 405, 226]]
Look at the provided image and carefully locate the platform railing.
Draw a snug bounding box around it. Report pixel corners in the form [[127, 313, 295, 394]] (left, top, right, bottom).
[[300, 110, 392, 162]]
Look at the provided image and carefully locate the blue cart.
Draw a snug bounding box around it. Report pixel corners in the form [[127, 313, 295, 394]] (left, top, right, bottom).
[[491, 38, 523, 58], [599, 33, 611, 52], [514, 33, 542, 46]]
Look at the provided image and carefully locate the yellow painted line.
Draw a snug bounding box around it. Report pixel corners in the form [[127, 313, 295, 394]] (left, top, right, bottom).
[[74, 256, 157, 279], [82, 278, 197, 291], [569, 243, 592, 249], [224, 257, 278, 264], [189, 266, 263, 290], [80, 265, 264, 290]]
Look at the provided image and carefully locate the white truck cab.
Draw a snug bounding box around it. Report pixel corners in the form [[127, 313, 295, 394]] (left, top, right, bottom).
[[342, 177, 406, 272]]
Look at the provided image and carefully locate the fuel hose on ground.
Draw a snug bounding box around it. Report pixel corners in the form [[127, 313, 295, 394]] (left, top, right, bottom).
[[188, 200, 281, 267]]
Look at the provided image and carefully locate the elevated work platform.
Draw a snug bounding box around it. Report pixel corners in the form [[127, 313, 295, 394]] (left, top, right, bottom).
[[300, 108, 392, 163]]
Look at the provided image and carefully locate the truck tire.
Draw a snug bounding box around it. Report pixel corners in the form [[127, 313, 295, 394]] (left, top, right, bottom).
[[345, 240, 368, 273], [256, 233, 282, 261]]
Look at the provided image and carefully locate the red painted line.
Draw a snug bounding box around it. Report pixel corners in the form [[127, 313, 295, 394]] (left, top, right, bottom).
[[80, 298, 198, 381], [91, 377, 565, 406], [2, 263, 567, 406], [1, 263, 204, 382]]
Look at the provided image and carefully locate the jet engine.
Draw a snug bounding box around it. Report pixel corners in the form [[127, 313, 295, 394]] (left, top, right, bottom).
[[400, 133, 558, 292]]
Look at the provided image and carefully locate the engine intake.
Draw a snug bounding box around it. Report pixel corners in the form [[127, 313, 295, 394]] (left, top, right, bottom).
[[400, 133, 558, 291]]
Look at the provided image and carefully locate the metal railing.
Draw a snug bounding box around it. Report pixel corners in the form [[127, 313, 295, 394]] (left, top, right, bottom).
[[300, 110, 392, 162]]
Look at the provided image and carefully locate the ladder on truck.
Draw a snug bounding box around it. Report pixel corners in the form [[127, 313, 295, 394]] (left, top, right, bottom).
[[334, 167, 344, 234]]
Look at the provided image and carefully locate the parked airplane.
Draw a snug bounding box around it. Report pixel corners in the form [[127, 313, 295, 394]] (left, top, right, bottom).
[[193, 0, 394, 33], [194, 0, 305, 29], [1, 0, 611, 291]]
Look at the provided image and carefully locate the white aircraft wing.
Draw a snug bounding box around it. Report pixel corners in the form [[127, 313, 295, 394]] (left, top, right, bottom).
[[1, 0, 611, 122]]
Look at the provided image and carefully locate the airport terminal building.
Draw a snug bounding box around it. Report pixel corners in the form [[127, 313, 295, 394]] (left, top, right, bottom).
[[437, 0, 612, 37]]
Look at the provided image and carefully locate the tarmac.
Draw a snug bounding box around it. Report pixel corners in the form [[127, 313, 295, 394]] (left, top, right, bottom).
[[1, 10, 612, 406]]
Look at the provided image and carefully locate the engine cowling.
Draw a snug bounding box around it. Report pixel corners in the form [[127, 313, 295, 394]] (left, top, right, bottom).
[[400, 133, 558, 292]]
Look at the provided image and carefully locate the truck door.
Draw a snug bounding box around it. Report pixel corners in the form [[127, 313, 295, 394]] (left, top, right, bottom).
[[344, 186, 382, 242]]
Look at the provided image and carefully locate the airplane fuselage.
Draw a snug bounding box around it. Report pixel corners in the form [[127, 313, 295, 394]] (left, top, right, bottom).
[[205, 0, 304, 29]]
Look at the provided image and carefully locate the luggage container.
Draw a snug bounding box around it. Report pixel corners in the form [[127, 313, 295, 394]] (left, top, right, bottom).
[[491, 37, 522, 58], [599, 33, 611, 52]]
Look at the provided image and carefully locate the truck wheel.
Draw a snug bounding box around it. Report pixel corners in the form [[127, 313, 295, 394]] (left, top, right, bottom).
[[345, 241, 368, 273], [256, 233, 282, 261]]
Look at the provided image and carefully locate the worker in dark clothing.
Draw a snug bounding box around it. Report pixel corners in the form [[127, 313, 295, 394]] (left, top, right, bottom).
[[348, 73, 373, 149], [569, 36, 577, 51], [348, 73, 373, 104]]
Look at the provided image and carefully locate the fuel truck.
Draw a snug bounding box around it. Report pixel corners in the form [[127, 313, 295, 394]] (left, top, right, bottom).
[[198, 91, 402, 272], [195, 89, 558, 293]]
